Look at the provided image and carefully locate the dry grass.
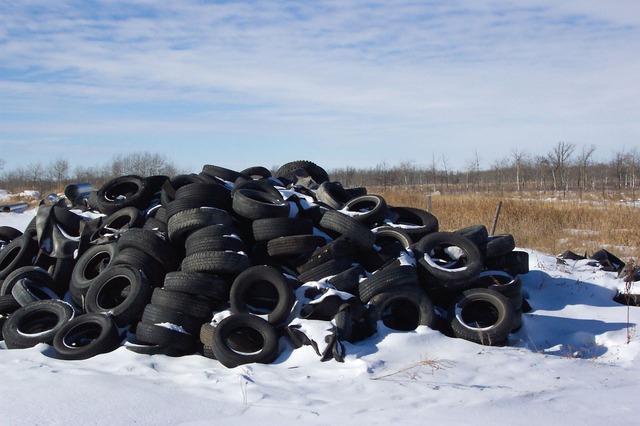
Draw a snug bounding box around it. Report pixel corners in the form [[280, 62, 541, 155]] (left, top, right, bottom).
[[374, 186, 640, 262]]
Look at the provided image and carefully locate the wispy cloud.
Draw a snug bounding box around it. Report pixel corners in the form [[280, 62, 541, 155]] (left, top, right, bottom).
[[1, 0, 638, 171]]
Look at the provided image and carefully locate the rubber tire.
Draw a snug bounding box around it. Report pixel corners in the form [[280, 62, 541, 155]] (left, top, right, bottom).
[[95, 175, 153, 215], [163, 271, 231, 301], [135, 321, 196, 354], [275, 160, 329, 186], [1, 266, 52, 297], [141, 303, 204, 337], [367, 287, 436, 331], [53, 313, 122, 360], [10, 274, 60, 306], [251, 217, 313, 242], [117, 228, 178, 271], [448, 288, 514, 346], [358, 264, 419, 303], [180, 251, 251, 275], [413, 231, 483, 292], [184, 235, 246, 257], [0, 226, 23, 243], [85, 264, 153, 327], [150, 287, 214, 320], [229, 265, 295, 325], [387, 206, 439, 243], [319, 210, 375, 250], [2, 300, 75, 349], [342, 195, 389, 227], [484, 234, 516, 259], [266, 235, 327, 258], [69, 243, 117, 306], [0, 235, 38, 280], [232, 188, 290, 220], [211, 314, 280, 368]]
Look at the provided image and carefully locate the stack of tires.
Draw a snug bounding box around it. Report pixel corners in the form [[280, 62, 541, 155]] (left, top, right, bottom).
[[0, 160, 529, 368]]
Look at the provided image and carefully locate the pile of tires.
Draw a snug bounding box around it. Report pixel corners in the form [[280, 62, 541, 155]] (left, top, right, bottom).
[[0, 160, 529, 367]]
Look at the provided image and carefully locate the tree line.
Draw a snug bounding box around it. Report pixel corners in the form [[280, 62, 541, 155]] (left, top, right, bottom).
[[0, 142, 638, 200]]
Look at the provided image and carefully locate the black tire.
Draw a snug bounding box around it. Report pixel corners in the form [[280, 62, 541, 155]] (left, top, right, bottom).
[[211, 314, 280, 368], [117, 228, 178, 271], [266, 235, 327, 258], [2, 300, 75, 349], [183, 224, 237, 246], [85, 264, 153, 327], [95, 207, 144, 238], [454, 225, 489, 249], [0, 226, 23, 244], [141, 304, 204, 337], [368, 287, 436, 331], [240, 166, 272, 180], [297, 257, 353, 283], [150, 287, 214, 320], [10, 273, 60, 306], [0, 235, 38, 280], [0, 294, 21, 315], [251, 217, 313, 242], [387, 206, 439, 243], [275, 160, 329, 186], [53, 313, 122, 360], [201, 164, 248, 183], [316, 181, 355, 210], [163, 271, 231, 301], [232, 188, 290, 220], [135, 321, 196, 354], [70, 242, 118, 305], [167, 207, 234, 243], [166, 182, 232, 217], [475, 270, 522, 309], [296, 237, 356, 274], [358, 264, 419, 303], [181, 251, 251, 275], [413, 232, 483, 292], [448, 288, 514, 346], [1, 266, 54, 297], [319, 210, 375, 250], [484, 234, 516, 259], [95, 175, 154, 215], [342, 195, 389, 227], [184, 235, 246, 257], [328, 264, 366, 295], [230, 265, 295, 325], [110, 247, 167, 288]]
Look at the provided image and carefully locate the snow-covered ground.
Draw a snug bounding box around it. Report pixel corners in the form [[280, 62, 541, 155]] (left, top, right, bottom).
[[1, 210, 640, 425]]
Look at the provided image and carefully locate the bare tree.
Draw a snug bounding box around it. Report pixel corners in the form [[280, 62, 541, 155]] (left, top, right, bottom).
[[576, 145, 596, 200], [109, 152, 178, 177], [511, 147, 528, 192], [547, 141, 576, 194], [50, 157, 70, 186]]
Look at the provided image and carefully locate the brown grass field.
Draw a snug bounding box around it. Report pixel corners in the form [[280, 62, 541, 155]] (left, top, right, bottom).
[[375, 186, 640, 262]]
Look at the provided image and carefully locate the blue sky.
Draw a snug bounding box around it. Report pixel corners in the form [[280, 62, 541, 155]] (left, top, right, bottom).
[[1, 0, 638, 173]]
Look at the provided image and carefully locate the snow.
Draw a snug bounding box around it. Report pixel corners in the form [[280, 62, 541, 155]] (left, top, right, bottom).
[[2, 210, 640, 425]]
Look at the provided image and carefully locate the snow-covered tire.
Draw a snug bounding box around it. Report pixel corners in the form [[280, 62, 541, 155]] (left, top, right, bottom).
[[413, 232, 483, 292], [368, 287, 436, 331], [448, 288, 514, 346], [2, 300, 75, 349], [211, 314, 280, 368]]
